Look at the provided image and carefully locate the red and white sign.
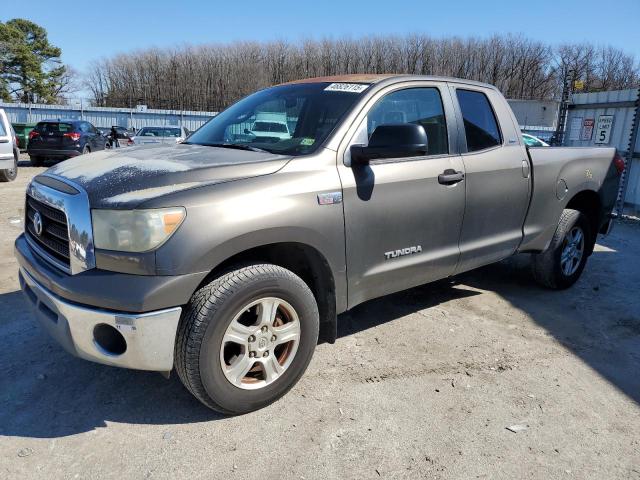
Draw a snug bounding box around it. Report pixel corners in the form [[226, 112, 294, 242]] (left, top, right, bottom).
[[581, 118, 594, 141]]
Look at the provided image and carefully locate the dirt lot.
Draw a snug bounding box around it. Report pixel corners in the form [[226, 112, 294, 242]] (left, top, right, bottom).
[[0, 159, 639, 479]]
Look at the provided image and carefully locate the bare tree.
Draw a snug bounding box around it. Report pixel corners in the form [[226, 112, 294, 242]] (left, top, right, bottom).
[[86, 35, 639, 110]]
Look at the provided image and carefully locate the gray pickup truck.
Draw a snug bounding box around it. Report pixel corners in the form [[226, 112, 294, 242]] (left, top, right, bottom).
[[15, 75, 623, 414]]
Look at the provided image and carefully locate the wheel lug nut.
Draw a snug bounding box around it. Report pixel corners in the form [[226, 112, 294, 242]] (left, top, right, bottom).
[[249, 351, 256, 358], [271, 335, 277, 341], [261, 326, 268, 333], [263, 351, 269, 357], [248, 335, 256, 342]]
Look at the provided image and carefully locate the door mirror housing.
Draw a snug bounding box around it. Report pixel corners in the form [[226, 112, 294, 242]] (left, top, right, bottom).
[[350, 124, 429, 166]]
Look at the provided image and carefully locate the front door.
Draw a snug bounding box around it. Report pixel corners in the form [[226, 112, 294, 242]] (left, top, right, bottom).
[[338, 84, 466, 308]]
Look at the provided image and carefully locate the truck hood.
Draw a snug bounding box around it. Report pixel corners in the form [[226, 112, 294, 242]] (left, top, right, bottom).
[[46, 144, 291, 208]]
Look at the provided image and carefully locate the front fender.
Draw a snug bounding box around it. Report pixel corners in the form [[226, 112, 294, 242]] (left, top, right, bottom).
[[152, 152, 347, 310]]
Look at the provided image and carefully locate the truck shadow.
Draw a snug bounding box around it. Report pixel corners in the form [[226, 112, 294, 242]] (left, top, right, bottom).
[[339, 222, 639, 408], [0, 224, 637, 439]]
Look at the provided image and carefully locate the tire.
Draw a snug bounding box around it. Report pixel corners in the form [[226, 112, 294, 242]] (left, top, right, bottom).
[[175, 263, 319, 414], [29, 155, 44, 167], [0, 151, 18, 182], [531, 208, 591, 289], [82, 145, 90, 155]]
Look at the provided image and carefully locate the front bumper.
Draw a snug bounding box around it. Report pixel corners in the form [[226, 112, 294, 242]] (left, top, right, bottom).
[[19, 267, 182, 371]]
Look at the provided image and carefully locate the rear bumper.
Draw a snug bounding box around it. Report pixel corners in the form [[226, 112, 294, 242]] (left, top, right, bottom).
[[19, 266, 182, 371], [27, 148, 81, 158], [0, 157, 14, 169]]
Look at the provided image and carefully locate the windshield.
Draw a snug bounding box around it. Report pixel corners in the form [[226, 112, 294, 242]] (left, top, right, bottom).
[[186, 82, 369, 156]]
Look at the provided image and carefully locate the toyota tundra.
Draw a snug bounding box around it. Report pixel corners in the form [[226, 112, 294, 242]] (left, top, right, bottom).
[[15, 75, 623, 414]]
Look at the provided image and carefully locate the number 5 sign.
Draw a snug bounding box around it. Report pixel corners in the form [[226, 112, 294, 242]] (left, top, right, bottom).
[[594, 115, 614, 144]]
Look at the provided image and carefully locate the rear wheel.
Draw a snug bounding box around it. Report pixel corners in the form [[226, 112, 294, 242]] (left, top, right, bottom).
[[82, 145, 90, 155], [175, 264, 319, 414], [0, 151, 17, 182], [531, 209, 591, 289], [29, 155, 44, 167]]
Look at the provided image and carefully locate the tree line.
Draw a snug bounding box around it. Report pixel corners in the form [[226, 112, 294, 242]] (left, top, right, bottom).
[[87, 34, 640, 111]]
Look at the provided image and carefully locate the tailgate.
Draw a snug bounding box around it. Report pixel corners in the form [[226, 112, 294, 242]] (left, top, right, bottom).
[[33, 122, 76, 148]]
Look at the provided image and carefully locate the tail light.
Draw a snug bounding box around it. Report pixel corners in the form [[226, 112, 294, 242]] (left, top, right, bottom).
[[613, 152, 626, 175], [29, 131, 39, 140], [63, 132, 81, 142]]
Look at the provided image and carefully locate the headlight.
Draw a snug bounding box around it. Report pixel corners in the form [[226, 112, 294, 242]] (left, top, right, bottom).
[[92, 207, 186, 252]]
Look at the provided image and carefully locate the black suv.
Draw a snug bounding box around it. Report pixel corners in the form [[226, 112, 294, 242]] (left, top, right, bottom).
[[27, 119, 109, 166]]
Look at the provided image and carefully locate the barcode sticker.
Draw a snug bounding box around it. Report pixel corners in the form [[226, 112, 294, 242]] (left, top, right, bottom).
[[324, 83, 368, 93]]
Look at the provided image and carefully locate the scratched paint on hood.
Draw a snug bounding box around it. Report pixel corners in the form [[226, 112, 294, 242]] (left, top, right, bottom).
[[44, 143, 292, 209], [103, 182, 204, 205]]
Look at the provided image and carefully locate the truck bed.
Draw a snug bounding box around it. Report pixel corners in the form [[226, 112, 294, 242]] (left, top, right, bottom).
[[519, 146, 619, 253]]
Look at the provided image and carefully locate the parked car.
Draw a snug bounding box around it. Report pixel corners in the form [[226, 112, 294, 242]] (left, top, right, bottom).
[[15, 75, 622, 415], [522, 133, 550, 147], [0, 109, 19, 181], [132, 125, 189, 145], [97, 125, 131, 148], [248, 112, 292, 140], [27, 119, 109, 166], [12, 122, 37, 150], [127, 126, 188, 146]]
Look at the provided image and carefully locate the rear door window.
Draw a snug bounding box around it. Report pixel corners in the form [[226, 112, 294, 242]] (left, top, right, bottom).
[[0, 119, 6, 136], [456, 89, 501, 152]]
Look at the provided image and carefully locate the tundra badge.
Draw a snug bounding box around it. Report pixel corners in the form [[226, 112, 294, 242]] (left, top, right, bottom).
[[384, 245, 423, 260]]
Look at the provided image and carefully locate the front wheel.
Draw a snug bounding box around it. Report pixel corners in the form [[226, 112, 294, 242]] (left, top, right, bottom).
[[531, 208, 591, 289], [175, 264, 319, 414]]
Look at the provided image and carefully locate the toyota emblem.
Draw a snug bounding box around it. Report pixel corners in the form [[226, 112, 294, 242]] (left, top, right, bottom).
[[33, 211, 43, 236]]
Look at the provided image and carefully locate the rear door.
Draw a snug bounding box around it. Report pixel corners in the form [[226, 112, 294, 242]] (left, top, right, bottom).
[[86, 122, 103, 150], [338, 83, 466, 307], [449, 85, 531, 274]]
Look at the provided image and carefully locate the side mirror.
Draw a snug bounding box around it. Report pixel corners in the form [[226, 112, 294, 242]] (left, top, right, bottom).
[[350, 124, 428, 166]]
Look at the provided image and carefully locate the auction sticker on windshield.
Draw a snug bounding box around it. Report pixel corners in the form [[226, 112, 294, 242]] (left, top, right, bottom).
[[324, 83, 368, 93]]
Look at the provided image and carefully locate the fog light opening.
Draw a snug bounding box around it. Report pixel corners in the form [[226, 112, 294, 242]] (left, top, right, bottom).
[[93, 323, 127, 356]]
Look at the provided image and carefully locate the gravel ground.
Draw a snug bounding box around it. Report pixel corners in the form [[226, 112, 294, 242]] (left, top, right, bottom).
[[0, 158, 639, 479]]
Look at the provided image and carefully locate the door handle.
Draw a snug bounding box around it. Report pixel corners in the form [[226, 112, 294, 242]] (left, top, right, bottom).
[[438, 169, 464, 185]]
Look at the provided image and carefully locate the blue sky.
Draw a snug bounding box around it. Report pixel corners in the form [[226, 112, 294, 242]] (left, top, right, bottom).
[[3, 0, 639, 84]]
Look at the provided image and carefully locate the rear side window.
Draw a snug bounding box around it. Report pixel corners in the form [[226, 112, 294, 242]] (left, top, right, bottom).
[[0, 119, 6, 136], [456, 89, 501, 152]]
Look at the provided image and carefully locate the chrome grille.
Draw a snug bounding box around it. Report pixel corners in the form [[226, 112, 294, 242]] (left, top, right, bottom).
[[25, 195, 71, 267]]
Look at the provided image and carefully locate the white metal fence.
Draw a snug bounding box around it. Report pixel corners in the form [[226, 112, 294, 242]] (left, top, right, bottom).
[[0, 101, 217, 132]]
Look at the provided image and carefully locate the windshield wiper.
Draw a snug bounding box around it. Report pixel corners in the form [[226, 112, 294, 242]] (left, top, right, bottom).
[[189, 142, 271, 153]]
